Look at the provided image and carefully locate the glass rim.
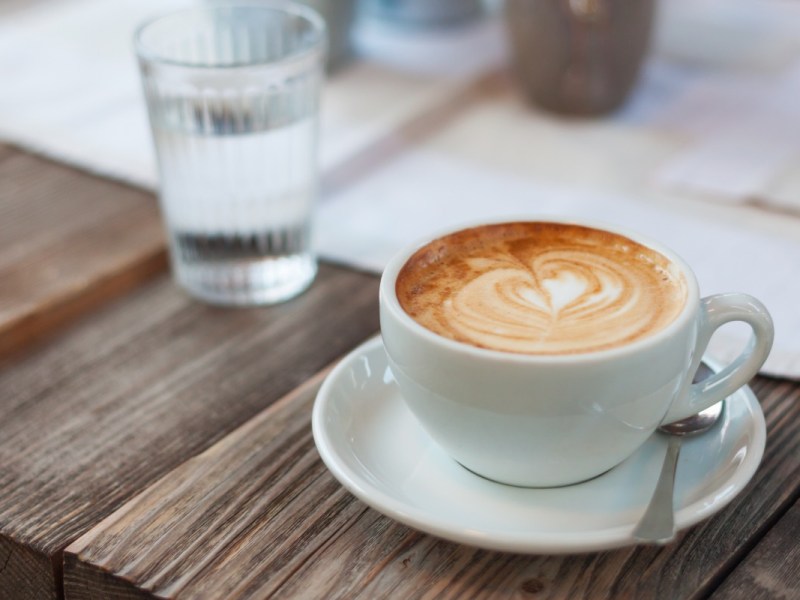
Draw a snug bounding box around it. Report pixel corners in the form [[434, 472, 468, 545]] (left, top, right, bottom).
[[133, 1, 327, 71]]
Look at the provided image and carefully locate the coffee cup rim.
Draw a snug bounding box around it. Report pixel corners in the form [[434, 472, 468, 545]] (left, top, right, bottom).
[[380, 216, 700, 364]]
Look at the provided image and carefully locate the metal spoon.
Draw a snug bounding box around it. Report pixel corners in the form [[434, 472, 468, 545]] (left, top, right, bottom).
[[632, 367, 724, 544]]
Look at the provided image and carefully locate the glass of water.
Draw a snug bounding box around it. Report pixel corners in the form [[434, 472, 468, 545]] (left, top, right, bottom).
[[135, 3, 327, 305]]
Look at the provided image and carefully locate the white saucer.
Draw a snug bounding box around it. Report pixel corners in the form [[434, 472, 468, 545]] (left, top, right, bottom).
[[312, 336, 766, 554]]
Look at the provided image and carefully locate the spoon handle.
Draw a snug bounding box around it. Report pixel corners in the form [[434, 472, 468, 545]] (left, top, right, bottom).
[[632, 436, 681, 543]]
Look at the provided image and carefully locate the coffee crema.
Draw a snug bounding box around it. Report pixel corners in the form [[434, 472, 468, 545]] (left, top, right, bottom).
[[396, 222, 688, 355]]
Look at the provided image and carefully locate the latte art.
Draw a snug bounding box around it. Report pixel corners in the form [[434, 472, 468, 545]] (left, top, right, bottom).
[[396, 223, 688, 355]]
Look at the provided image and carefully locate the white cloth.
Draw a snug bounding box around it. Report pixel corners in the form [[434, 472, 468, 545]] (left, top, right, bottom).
[[3, 0, 800, 209], [0, 0, 504, 188], [317, 150, 800, 379]]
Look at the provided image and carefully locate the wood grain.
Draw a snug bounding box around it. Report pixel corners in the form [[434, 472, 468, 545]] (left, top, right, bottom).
[[221, 377, 800, 600], [0, 266, 380, 599], [63, 372, 345, 600], [0, 145, 15, 163], [710, 497, 800, 600], [0, 536, 55, 600], [0, 145, 167, 360], [61, 371, 800, 600]]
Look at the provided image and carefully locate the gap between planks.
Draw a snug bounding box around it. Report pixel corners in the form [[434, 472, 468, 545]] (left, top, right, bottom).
[[67, 362, 338, 555]]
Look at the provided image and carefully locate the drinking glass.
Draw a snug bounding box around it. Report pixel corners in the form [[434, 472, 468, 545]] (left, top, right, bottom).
[[135, 3, 327, 305]]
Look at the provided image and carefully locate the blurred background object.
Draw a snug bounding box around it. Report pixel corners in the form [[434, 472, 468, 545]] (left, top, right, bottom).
[[360, 0, 485, 27], [298, 0, 358, 70], [505, 0, 655, 115]]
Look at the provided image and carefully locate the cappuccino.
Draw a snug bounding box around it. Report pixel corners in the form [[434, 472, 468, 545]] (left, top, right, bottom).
[[396, 222, 688, 355]]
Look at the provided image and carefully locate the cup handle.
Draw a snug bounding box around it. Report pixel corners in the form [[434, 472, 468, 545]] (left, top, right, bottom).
[[662, 293, 774, 424]]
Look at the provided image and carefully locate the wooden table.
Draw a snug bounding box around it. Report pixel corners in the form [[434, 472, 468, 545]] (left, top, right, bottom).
[[0, 140, 798, 600]]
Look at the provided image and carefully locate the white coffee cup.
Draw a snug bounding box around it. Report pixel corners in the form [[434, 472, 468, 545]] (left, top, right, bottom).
[[379, 219, 774, 487]]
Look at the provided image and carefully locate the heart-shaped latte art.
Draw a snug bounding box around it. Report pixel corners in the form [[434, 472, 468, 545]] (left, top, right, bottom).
[[397, 223, 688, 355], [539, 269, 591, 313], [444, 250, 649, 353]]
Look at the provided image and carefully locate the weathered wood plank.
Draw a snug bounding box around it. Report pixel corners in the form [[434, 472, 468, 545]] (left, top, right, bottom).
[[0, 145, 166, 359], [0, 66, 492, 362], [0, 266, 380, 599], [62, 372, 799, 600], [63, 373, 346, 600], [0, 67, 496, 362], [245, 378, 800, 600], [0, 536, 56, 600], [710, 497, 800, 600]]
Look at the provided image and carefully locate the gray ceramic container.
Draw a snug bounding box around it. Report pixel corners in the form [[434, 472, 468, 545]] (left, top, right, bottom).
[[298, 0, 358, 70], [505, 0, 655, 115]]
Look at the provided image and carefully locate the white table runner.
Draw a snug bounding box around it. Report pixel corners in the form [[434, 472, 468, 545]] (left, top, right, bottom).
[[0, 0, 505, 188], [317, 150, 800, 379]]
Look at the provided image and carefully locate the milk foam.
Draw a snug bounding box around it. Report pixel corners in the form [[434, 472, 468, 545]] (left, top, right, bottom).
[[396, 223, 688, 355]]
